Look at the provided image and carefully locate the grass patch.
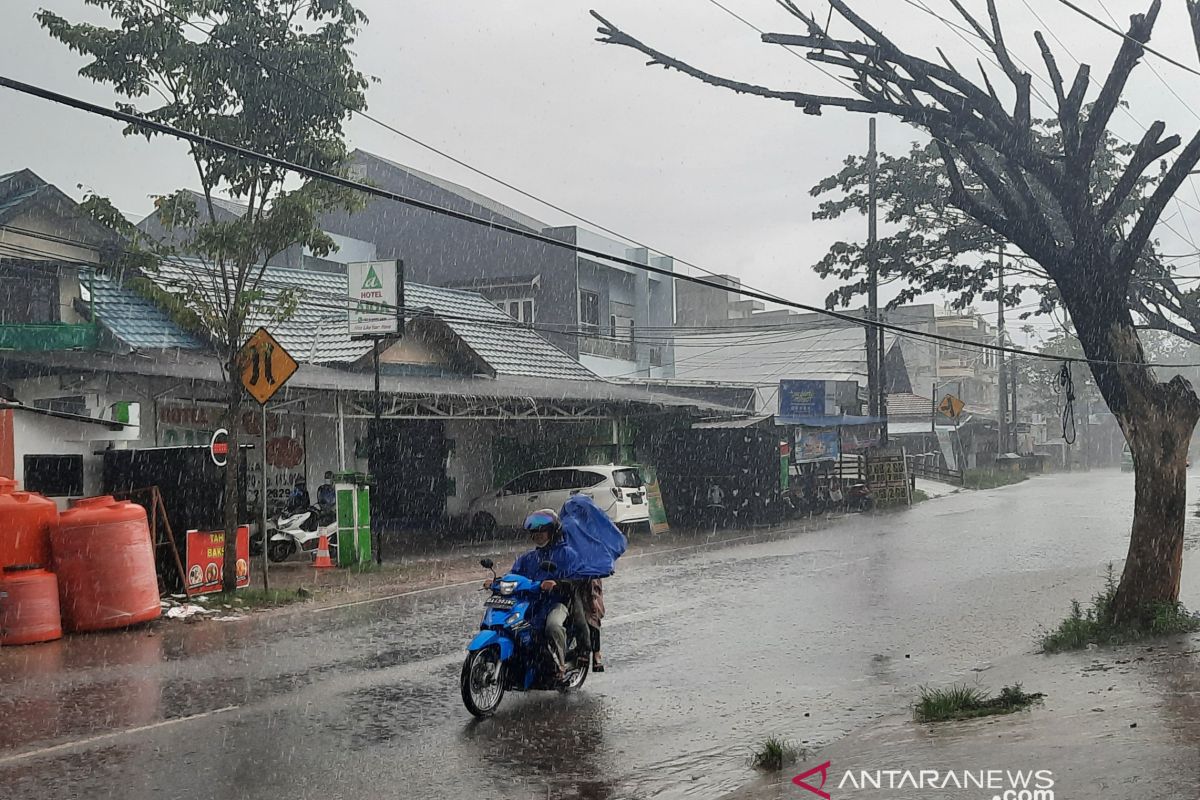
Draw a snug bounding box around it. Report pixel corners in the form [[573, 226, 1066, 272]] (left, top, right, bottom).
[[1040, 565, 1200, 653], [910, 488, 931, 503], [962, 469, 1028, 489], [914, 683, 1043, 723], [750, 736, 801, 771], [196, 587, 312, 610]]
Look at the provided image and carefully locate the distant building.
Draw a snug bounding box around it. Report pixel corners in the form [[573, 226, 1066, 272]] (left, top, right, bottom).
[[318, 151, 676, 379]]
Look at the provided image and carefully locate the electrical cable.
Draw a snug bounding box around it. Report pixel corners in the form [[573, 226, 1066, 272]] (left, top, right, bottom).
[[1057, 360, 1078, 444], [4, 72, 1195, 368], [128, 0, 798, 308], [1049, 0, 1200, 78]]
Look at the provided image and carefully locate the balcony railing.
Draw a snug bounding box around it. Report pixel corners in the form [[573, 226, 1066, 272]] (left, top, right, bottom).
[[579, 335, 636, 362]]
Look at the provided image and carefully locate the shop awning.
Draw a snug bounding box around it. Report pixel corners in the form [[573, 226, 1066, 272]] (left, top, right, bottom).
[[776, 414, 885, 427]]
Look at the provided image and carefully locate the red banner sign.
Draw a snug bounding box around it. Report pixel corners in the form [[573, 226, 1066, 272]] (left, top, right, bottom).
[[185, 526, 250, 596]]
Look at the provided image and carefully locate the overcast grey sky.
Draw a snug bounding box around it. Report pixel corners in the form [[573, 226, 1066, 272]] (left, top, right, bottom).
[[5, 1, 1200, 340]]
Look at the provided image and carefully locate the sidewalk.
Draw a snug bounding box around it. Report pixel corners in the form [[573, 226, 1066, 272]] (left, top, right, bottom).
[[722, 634, 1200, 799]]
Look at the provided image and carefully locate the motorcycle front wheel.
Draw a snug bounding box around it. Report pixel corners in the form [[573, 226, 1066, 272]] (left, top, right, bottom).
[[267, 540, 296, 563], [461, 646, 506, 717]]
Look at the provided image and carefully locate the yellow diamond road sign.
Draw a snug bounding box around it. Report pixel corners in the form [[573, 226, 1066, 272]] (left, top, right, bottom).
[[239, 327, 298, 406], [938, 393, 966, 420]]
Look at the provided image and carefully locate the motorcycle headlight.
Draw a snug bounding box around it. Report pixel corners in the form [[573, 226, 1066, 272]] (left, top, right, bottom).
[[498, 580, 518, 596], [505, 611, 522, 625]]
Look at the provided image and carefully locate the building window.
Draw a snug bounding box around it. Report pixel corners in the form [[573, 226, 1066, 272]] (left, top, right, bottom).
[[24, 454, 83, 497], [496, 298, 535, 324], [580, 290, 600, 334]]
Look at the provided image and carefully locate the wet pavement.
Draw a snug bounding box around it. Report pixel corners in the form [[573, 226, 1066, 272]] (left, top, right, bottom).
[[0, 470, 1197, 799]]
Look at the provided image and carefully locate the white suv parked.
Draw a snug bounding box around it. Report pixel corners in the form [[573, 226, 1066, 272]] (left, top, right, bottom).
[[468, 465, 648, 533]]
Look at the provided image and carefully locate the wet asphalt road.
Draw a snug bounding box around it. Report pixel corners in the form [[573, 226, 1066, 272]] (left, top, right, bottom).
[[1, 471, 1197, 800]]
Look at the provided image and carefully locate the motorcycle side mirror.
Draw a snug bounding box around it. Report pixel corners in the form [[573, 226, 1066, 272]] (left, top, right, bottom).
[[540, 560, 557, 574], [480, 558, 494, 570]]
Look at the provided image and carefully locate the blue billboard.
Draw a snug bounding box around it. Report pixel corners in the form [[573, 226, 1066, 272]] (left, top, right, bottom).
[[778, 380, 830, 418]]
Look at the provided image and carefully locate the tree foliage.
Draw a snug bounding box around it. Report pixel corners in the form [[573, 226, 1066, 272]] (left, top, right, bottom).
[[809, 121, 1173, 325], [40, 0, 370, 591], [39, 0, 369, 352]]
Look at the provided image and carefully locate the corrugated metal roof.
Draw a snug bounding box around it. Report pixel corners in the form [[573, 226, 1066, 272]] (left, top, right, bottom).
[[351, 151, 548, 232], [671, 325, 888, 413], [5, 349, 726, 410], [692, 414, 774, 429], [85, 270, 206, 351], [148, 260, 596, 380]]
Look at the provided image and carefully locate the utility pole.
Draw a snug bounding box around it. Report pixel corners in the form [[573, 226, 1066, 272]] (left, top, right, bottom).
[[866, 117, 879, 420], [1010, 354, 1019, 453], [997, 245, 1010, 455]]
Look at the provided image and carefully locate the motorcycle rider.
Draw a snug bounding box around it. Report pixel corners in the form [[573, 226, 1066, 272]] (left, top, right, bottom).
[[317, 471, 336, 508], [511, 509, 586, 680], [287, 476, 311, 512]]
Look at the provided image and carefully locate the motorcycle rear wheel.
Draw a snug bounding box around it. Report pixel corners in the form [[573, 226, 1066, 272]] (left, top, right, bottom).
[[461, 646, 506, 717]]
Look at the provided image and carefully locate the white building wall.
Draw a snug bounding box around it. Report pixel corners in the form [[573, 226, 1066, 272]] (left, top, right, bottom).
[[444, 419, 494, 517]]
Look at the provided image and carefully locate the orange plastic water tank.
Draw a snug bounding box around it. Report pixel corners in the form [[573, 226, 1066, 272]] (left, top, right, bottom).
[[52, 496, 161, 632], [0, 565, 63, 645], [0, 478, 58, 569]]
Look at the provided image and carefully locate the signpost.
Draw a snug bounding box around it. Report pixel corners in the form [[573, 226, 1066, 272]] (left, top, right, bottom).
[[348, 260, 404, 565], [937, 393, 967, 475], [642, 466, 670, 535], [938, 394, 965, 420], [239, 327, 299, 589], [209, 428, 229, 467]]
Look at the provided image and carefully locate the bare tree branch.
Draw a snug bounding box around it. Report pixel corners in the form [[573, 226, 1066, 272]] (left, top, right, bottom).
[[1098, 120, 1178, 223], [1122, 129, 1200, 264], [1034, 30, 1066, 107], [1077, 1, 1161, 176], [1187, 0, 1200, 64], [590, 11, 883, 114]]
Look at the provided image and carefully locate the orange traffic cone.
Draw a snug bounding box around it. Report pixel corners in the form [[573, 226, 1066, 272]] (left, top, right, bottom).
[[312, 533, 335, 569]]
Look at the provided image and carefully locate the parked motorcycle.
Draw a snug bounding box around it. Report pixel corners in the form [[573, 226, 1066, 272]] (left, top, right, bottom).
[[460, 558, 589, 717], [846, 482, 875, 512], [266, 504, 337, 562]]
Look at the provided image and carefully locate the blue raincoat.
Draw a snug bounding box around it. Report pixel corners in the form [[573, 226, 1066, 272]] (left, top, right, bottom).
[[559, 495, 628, 578]]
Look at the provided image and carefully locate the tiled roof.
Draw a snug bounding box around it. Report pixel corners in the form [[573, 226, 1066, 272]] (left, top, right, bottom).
[[85, 270, 205, 351], [148, 260, 596, 380], [886, 392, 934, 419]]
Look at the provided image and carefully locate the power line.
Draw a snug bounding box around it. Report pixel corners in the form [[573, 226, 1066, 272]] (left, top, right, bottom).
[[1049, 0, 1200, 78], [127, 0, 793, 307], [2, 72, 1191, 369]]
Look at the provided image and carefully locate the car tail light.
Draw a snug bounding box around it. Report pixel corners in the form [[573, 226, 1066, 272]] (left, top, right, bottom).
[[611, 487, 622, 502]]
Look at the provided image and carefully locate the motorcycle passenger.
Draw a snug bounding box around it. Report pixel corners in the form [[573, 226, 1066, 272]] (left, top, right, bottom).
[[511, 509, 584, 680], [287, 476, 311, 512]]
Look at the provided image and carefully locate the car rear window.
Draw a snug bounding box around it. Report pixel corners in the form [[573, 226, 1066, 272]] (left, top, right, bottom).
[[574, 470, 607, 488], [612, 468, 644, 488]]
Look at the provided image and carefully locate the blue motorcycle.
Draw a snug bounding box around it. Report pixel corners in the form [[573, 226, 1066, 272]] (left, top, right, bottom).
[[460, 558, 590, 717]]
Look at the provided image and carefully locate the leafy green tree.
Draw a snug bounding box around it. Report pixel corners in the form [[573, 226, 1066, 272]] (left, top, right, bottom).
[[41, 0, 369, 591], [595, 0, 1200, 623]]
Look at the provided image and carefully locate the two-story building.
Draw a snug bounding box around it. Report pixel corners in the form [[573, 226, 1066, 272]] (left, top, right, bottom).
[[318, 151, 676, 379]]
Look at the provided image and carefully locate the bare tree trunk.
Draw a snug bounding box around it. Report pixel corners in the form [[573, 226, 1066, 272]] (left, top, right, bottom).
[[1112, 394, 1195, 622], [222, 367, 241, 594], [1075, 308, 1200, 623]]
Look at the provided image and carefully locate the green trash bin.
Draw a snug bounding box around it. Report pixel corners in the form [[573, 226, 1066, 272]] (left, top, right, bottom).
[[355, 475, 372, 565], [335, 478, 357, 567]]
